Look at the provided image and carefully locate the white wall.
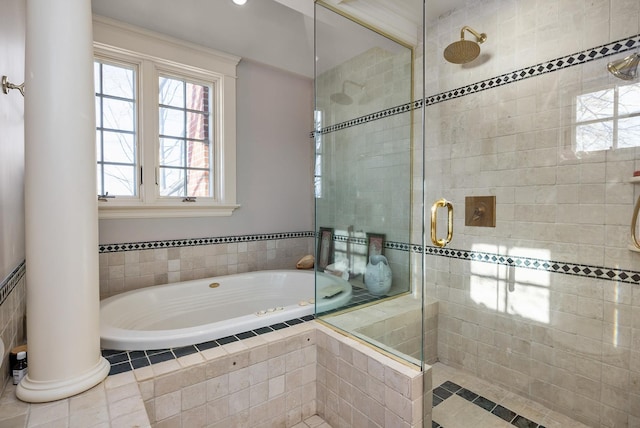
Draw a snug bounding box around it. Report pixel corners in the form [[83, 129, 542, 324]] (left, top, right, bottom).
[[98, 59, 314, 244], [0, 0, 25, 281]]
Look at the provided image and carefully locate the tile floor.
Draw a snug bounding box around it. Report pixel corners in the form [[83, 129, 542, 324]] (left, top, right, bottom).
[[292, 415, 332, 428], [431, 363, 591, 428]]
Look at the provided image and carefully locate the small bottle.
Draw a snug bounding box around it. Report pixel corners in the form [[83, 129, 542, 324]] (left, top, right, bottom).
[[12, 351, 27, 385]]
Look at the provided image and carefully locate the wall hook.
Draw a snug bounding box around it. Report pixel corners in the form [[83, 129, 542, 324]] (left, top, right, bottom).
[[2, 75, 25, 96]]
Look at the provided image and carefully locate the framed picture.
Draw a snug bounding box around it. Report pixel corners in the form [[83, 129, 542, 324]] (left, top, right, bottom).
[[317, 227, 334, 270], [366, 232, 385, 260]]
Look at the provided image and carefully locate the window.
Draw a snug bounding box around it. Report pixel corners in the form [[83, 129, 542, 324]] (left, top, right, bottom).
[[95, 60, 138, 198], [93, 17, 240, 219], [158, 75, 212, 198], [575, 82, 640, 152]]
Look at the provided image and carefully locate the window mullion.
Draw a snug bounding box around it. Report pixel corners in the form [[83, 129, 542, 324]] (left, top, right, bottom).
[[140, 59, 157, 203]]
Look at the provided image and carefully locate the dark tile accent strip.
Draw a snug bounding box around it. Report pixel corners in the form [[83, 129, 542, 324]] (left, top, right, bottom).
[[312, 34, 640, 137], [0, 260, 25, 306], [473, 395, 497, 412], [104, 315, 316, 376], [492, 404, 517, 423], [196, 340, 219, 351], [216, 336, 239, 345], [99, 231, 314, 253], [148, 351, 175, 364], [236, 331, 257, 340], [109, 362, 132, 376], [433, 386, 453, 400], [131, 356, 150, 369], [440, 381, 462, 393], [173, 346, 198, 358], [434, 382, 544, 427]]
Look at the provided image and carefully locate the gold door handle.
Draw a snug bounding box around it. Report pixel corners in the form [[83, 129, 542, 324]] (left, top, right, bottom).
[[631, 196, 640, 249], [431, 198, 453, 248]]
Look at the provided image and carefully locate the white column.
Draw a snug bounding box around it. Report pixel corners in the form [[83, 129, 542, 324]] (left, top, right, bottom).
[[17, 0, 110, 402]]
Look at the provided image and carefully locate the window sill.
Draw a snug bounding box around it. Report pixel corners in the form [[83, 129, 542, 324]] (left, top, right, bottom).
[[98, 203, 241, 219]]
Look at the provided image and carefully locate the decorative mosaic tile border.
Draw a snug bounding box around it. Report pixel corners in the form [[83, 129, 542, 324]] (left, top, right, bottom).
[[331, 233, 640, 285], [0, 261, 26, 306], [99, 231, 314, 253], [423, 245, 640, 286], [433, 381, 546, 428], [313, 33, 640, 136], [103, 230, 640, 286], [332, 234, 413, 253]]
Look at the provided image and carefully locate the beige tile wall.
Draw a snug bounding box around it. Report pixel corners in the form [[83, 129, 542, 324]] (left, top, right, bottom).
[[138, 323, 318, 428], [316, 323, 429, 428], [125, 322, 427, 428], [0, 273, 26, 392], [99, 237, 314, 298], [354, 299, 438, 364], [422, 1, 640, 427]]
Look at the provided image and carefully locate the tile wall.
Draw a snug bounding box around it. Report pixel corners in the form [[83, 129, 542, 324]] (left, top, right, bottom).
[[316, 323, 428, 428], [420, 1, 640, 426], [99, 234, 314, 298], [102, 321, 427, 427], [314, 43, 416, 296]]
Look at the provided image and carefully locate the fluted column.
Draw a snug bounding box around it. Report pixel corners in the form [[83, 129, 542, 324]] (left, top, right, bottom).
[[18, 0, 110, 402]]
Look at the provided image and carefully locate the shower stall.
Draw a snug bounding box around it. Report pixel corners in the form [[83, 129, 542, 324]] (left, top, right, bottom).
[[315, 0, 640, 426]]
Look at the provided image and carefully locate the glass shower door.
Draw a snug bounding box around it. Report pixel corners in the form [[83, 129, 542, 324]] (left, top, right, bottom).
[[313, 0, 425, 368]]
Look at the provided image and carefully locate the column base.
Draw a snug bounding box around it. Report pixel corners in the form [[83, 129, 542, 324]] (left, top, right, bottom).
[[16, 357, 110, 403]]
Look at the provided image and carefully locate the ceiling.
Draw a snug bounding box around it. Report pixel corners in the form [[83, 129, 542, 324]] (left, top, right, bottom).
[[91, 0, 466, 78]]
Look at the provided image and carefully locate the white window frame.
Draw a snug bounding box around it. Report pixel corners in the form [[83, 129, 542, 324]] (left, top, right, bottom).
[[573, 82, 640, 153], [93, 16, 240, 219]]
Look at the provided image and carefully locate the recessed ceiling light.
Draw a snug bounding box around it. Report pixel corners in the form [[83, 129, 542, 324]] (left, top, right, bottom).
[[233, 0, 247, 5]]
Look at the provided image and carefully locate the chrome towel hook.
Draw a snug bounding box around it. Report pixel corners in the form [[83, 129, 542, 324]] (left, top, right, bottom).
[[2, 75, 24, 96]]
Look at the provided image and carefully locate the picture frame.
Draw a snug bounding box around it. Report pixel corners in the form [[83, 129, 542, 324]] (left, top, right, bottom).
[[317, 227, 334, 270], [366, 232, 385, 260]]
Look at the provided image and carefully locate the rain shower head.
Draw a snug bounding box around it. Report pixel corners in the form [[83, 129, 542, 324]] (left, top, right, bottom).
[[444, 26, 487, 64], [607, 53, 640, 80], [330, 80, 364, 105]]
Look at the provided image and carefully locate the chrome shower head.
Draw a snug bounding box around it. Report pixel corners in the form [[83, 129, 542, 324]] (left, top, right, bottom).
[[330, 80, 364, 105], [444, 26, 487, 64], [607, 53, 640, 80]]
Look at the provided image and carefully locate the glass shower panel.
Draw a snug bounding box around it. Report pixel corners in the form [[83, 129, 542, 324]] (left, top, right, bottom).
[[314, 0, 424, 367]]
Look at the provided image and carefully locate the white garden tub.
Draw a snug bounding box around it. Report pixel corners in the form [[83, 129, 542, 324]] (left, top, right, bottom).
[[100, 270, 351, 351]]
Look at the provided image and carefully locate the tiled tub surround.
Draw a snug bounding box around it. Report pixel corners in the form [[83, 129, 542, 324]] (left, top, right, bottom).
[[99, 233, 314, 298], [0, 321, 429, 427], [0, 262, 26, 393]]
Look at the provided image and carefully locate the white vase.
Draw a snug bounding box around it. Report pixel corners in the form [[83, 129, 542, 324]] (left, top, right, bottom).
[[364, 255, 392, 296]]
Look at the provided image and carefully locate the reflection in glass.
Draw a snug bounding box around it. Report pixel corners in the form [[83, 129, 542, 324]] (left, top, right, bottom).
[[314, 1, 423, 368]]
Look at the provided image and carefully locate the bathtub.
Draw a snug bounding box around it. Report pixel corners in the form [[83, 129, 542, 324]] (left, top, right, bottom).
[[100, 270, 352, 351]]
